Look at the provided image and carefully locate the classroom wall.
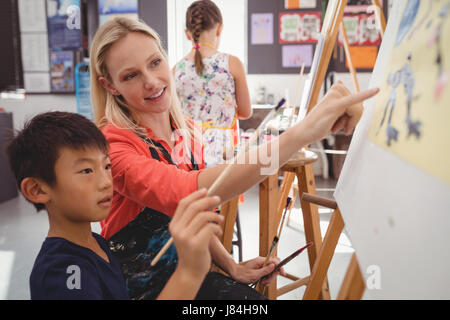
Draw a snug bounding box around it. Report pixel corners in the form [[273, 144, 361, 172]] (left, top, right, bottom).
[[2, 0, 375, 131]]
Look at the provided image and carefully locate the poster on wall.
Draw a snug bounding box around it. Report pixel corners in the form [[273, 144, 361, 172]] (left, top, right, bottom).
[[98, 0, 138, 26], [251, 13, 274, 45], [18, 0, 47, 33], [47, 0, 82, 50], [284, 0, 318, 10], [20, 33, 50, 72], [344, 0, 383, 14], [281, 44, 313, 68], [345, 46, 378, 69], [279, 12, 321, 43], [50, 50, 74, 92], [329, 0, 386, 72], [338, 14, 381, 46]]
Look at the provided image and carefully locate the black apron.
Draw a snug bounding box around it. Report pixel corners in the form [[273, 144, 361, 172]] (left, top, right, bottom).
[[108, 133, 266, 300]]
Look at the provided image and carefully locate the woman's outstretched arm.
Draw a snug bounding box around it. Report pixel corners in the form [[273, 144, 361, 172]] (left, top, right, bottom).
[[198, 84, 379, 203]]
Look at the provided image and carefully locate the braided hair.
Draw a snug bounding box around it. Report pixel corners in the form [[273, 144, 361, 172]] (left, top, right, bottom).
[[186, 0, 223, 75]]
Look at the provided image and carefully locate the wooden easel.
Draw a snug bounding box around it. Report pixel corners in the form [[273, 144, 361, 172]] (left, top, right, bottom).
[[299, 0, 388, 300], [217, 0, 386, 300], [255, 0, 347, 300], [261, 0, 387, 300]]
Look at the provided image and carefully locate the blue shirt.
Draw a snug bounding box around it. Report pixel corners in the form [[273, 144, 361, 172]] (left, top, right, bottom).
[[30, 233, 129, 300]]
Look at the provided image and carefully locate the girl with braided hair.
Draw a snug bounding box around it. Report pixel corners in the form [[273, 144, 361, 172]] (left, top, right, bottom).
[[174, 0, 252, 167]]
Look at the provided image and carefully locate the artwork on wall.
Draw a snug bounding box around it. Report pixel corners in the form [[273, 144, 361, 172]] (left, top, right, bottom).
[[50, 50, 74, 92], [247, 0, 323, 74], [281, 44, 313, 68], [47, 0, 82, 50], [344, 46, 378, 69], [284, 0, 318, 10], [98, 0, 138, 26], [338, 14, 381, 46], [251, 13, 274, 45], [279, 12, 321, 43], [328, 0, 387, 72]]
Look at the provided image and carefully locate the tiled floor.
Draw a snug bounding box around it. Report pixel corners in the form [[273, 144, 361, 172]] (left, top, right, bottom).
[[0, 176, 356, 300]]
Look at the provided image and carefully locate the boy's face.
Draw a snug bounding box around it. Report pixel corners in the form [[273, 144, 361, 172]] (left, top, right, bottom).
[[46, 147, 113, 223]]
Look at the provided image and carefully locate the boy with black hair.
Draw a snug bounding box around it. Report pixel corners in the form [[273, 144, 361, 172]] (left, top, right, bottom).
[[6, 111, 223, 300]]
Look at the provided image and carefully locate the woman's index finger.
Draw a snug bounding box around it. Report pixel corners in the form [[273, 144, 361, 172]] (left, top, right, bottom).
[[334, 88, 380, 111]]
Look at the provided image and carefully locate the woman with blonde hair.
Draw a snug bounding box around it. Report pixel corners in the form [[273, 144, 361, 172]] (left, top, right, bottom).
[[90, 16, 378, 299]]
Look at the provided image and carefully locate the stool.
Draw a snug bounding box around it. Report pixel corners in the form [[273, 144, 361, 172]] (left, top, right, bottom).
[[258, 149, 331, 299]]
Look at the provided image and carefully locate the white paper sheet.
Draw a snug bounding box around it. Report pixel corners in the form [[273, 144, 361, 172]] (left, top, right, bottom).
[[334, 0, 450, 299], [21, 33, 50, 72], [18, 0, 47, 32]]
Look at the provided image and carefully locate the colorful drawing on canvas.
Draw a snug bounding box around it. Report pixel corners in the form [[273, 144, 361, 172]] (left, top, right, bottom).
[[367, 0, 450, 184], [279, 12, 321, 43]]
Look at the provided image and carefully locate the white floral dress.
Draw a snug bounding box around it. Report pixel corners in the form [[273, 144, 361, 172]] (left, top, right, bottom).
[[174, 52, 238, 167]]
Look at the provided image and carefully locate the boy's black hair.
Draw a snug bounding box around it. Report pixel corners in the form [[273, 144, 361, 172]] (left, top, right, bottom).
[[6, 111, 109, 211]]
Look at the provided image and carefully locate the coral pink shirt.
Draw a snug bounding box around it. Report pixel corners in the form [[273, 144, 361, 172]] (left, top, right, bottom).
[[100, 123, 205, 240]]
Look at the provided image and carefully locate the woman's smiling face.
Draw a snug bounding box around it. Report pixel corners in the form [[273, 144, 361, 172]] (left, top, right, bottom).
[[101, 32, 172, 118]]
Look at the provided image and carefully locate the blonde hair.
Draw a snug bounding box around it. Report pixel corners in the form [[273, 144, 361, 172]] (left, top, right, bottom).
[[89, 17, 194, 141]]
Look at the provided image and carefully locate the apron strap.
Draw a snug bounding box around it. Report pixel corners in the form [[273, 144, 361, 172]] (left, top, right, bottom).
[[141, 136, 199, 171]]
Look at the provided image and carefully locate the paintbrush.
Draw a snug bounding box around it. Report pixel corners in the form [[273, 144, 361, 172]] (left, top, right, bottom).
[[253, 197, 292, 290], [276, 197, 291, 242], [251, 242, 314, 287], [262, 197, 292, 267], [151, 99, 287, 267]]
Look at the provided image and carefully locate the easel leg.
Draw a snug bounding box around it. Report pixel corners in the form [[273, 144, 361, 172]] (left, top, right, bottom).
[[337, 253, 365, 300], [219, 197, 240, 253], [303, 208, 344, 299], [259, 173, 279, 299], [297, 164, 331, 300]]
